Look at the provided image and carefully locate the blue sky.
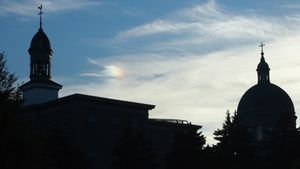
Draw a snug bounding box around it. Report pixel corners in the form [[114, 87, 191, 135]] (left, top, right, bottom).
[[2, 0, 300, 143]]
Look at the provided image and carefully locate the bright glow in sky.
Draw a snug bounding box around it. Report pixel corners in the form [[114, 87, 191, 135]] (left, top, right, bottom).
[[2, 0, 300, 143]]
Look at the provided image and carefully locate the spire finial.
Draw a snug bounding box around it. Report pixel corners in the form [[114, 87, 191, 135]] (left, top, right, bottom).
[[259, 42, 265, 56], [38, 4, 43, 29]]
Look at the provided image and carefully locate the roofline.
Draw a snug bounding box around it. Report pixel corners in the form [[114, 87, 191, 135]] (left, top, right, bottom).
[[20, 80, 62, 90], [22, 93, 155, 111]]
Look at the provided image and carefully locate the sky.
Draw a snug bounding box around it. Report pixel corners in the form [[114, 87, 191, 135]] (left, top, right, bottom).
[[2, 0, 300, 143]]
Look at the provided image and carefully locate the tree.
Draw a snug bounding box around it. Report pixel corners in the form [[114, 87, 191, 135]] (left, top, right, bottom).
[[112, 126, 156, 169], [0, 52, 45, 169], [0, 52, 21, 102], [166, 126, 206, 169], [213, 111, 236, 168], [214, 110, 233, 147], [0, 52, 37, 169], [0, 52, 22, 140], [213, 110, 258, 169]]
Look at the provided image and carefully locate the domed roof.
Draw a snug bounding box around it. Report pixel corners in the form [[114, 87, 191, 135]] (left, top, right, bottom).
[[237, 47, 295, 117], [28, 28, 52, 55], [257, 56, 269, 72], [237, 83, 295, 115]]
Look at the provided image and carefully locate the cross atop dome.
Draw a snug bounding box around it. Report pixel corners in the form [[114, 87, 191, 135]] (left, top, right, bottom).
[[259, 42, 265, 52], [259, 42, 265, 56]]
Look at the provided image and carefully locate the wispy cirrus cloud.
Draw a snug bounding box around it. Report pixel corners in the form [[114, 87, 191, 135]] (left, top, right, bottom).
[[115, 0, 295, 50], [0, 0, 101, 17], [116, 20, 184, 39], [116, 0, 221, 40]]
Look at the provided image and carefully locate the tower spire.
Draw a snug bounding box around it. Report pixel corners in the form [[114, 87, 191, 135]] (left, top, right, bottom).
[[28, 3, 53, 81], [38, 4, 43, 30], [20, 5, 62, 105], [257, 42, 270, 84]]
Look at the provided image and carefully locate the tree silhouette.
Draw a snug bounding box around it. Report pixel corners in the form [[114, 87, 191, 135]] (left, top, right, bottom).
[[0, 52, 20, 101], [166, 126, 206, 169], [214, 111, 233, 146], [213, 111, 258, 169], [0, 52, 22, 131], [0, 52, 45, 169]]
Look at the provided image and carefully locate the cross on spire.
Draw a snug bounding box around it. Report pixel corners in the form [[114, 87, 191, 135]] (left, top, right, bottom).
[[38, 4, 43, 29], [259, 42, 265, 53]]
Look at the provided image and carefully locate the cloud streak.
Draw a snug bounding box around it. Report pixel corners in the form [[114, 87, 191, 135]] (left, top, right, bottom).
[[108, 0, 300, 73], [122, 7, 270, 38]]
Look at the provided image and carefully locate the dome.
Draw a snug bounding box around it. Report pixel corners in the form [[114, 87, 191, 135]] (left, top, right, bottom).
[[28, 28, 52, 55], [257, 56, 269, 72], [237, 46, 297, 140], [237, 83, 295, 115]]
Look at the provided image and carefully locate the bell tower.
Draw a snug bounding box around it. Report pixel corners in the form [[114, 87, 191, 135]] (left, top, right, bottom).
[[256, 43, 270, 84], [20, 5, 62, 105]]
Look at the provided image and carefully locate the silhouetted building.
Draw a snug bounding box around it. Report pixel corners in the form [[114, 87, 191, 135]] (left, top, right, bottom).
[[20, 7, 200, 169], [237, 46, 297, 141], [22, 93, 155, 169], [19, 24, 62, 105]]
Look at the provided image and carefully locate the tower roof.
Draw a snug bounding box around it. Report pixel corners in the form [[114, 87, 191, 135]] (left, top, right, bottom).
[[28, 5, 52, 55], [28, 28, 52, 55], [256, 43, 270, 84], [256, 53, 270, 75]]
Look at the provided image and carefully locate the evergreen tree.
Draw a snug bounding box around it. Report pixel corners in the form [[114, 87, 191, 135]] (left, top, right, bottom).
[[213, 110, 258, 169], [0, 52, 20, 102], [166, 126, 206, 169], [213, 111, 236, 168], [214, 111, 233, 147], [0, 52, 22, 136], [0, 52, 42, 169]]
